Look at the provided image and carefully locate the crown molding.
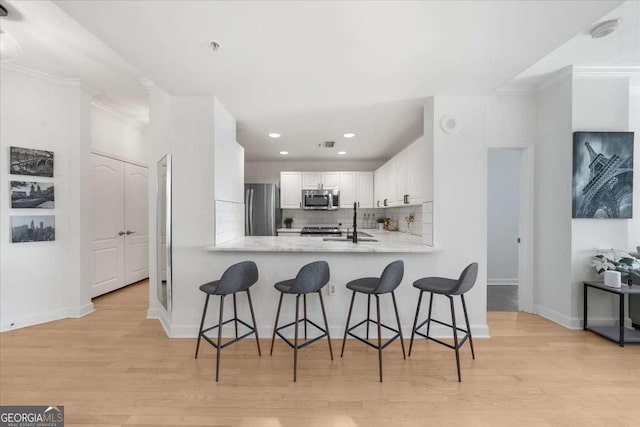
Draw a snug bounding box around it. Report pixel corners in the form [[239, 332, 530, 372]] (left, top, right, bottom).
[[492, 82, 538, 96], [537, 66, 573, 93], [91, 100, 148, 130], [573, 66, 640, 79], [1, 63, 98, 95]]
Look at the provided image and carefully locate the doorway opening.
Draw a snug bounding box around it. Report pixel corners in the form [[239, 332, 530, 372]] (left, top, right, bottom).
[[487, 147, 533, 312]]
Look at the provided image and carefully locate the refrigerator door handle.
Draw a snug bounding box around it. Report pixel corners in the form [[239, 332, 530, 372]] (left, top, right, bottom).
[[245, 188, 251, 235], [249, 188, 254, 236]]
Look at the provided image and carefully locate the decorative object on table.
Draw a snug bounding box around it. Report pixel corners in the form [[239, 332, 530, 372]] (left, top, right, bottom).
[[604, 270, 622, 288], [283, 217, 294, 229], [591, 248, 640, 284], [11, 215, 55, 243], [404, 214, 414, 234], [10, 181, 54, 208], [384, 217, 398, 231], [9, 146, 54, 177], [376, 217, 385, 230], [572, 132, 633, 219]]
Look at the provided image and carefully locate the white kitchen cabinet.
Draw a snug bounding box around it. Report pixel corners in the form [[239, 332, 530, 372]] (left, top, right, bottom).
[[393, 147, 408, 205], [374, 162, 393, 207], [302, 171, 339, 189], [339, 171, 357, 208], [357, 171, 374, 208], [280, 171, 302, 208], [407, 138, 427, 204]]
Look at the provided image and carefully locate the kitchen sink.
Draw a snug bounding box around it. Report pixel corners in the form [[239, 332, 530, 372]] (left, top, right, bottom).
[[322, 237, 379, 242]]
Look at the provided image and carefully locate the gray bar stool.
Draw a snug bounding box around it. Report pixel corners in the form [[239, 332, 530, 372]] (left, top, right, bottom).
[[409, 262, 478, 382], [340, 260, 405, 382], [270, 261, 333, 382], [195, 261, 261, 381]]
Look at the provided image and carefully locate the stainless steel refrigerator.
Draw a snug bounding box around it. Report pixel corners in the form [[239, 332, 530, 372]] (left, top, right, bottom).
[[245, 183, 282, 236]]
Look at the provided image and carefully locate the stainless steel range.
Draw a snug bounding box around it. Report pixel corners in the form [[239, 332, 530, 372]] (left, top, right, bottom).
[[300, 226, 342, 237]]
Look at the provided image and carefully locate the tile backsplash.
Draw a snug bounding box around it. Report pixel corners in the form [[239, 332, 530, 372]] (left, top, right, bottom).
[[282, 202, 433, 239], [215, 200, 244, 244]]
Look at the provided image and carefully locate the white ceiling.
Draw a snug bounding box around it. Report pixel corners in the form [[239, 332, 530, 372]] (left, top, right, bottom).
[[4, 1, 625, 160], [0, 0, 149, 124], [513, 1, 640, 86]]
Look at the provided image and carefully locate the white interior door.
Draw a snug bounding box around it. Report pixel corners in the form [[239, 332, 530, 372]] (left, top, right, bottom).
[[91, 154, 125, 297], [124, 163, 149, 285]]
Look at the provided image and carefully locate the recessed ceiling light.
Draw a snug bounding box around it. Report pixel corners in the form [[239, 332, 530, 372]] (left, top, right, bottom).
[[591, 19, 619, 39], [269, 133, 281, 138], [343, 133, 356, 138], [279, 151, 289, 155], [337, 151, 347, 155]]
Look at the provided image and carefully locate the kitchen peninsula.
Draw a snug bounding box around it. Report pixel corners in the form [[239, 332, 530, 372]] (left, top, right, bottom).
[[208, 228, 437, 253]]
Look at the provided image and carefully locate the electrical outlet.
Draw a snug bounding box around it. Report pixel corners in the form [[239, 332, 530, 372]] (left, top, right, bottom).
[[328, 284, 336, 296]]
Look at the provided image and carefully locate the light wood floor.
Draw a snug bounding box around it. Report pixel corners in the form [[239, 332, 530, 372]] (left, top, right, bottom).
[[1, 280, 639, 427]]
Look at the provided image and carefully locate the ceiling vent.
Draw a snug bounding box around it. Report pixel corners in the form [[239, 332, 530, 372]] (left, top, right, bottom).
[[324, 141, 335, 148]]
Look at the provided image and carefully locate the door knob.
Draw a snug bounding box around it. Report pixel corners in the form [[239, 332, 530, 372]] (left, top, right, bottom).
[[118, 231, 125, 236], [126, 230, 135, 235]]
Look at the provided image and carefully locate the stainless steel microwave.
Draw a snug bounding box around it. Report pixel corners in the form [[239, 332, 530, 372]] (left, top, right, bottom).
[[302, 189, 339, 210]]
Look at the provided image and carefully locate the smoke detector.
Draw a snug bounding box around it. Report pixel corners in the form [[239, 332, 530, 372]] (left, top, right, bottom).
[[591, 19, 619, 39]]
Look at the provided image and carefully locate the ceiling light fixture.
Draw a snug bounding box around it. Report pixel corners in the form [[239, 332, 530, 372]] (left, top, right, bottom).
[[343, 133, 356, 138], [269, 133, 281, 138], [337, 151, 347, 155], [210, 40, 221, 51], [590, 19, 619, 39], [279, 151, 289, 155]]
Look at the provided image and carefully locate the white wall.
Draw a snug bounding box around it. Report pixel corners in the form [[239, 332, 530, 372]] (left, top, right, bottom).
[[487, 149, 521, 284], [91, 103, 148, 165], [245, 160, 383, 185], [0, 66, 94, 331], [432, 96, 488, 328], [534, 73, 574, 325], [570, 75, 635, 323]]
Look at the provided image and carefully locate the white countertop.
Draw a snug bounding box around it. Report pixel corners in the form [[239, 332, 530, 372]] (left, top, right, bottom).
[[207, 229, 438, 253], [277, 228, 303, 233]]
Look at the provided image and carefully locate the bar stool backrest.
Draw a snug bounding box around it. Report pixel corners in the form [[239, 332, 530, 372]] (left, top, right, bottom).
[[452, 262, 479, 295], [292, 261, 330, 294], [216, 261, 259, 295], [375, 260, 404, 294]]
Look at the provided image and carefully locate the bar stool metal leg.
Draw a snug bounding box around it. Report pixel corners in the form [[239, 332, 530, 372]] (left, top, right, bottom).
[[425, 293, 434, 338], [450, 296, 461, 382], [294, 294, 300, 382], [341, 291, 356, 357], [460, 294, 475, 359], [303, 294, 308, 340], [408, 290, 423, 357], [376, 294, 383, 383], [233, 293, 238, 338], [366, 295, 371, 340], [195, 294, 210, 359], [318, 290, 334, 360], [271, 293, 284, 355], [216, 295, 225, 382], [391, 291, 406, 359], [246, 289, 261, 356]]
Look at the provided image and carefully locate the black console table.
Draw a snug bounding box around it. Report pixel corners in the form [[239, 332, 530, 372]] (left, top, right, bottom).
[[583, 281, 640, 347]]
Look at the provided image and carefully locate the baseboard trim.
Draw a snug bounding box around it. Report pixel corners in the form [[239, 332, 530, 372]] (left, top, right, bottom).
[[535, 305, 582, 330], [166, 323, 490, 340], [0, 302, 94, 333]]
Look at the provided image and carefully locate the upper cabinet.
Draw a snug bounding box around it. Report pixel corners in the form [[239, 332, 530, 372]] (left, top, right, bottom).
[[339, 171, 373, 208], [302, 171, 339, 189], [374, 137, 429, 207], [280, 172, 302, 209]]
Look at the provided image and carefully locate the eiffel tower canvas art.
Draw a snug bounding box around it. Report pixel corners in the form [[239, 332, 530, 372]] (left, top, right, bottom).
[[572, 131, 634, 219]]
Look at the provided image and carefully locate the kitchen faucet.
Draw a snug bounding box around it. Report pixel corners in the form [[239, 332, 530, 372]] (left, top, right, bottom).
[[352, 202, 358, 243]]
